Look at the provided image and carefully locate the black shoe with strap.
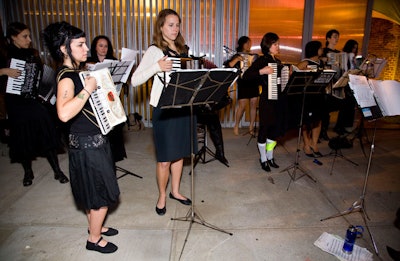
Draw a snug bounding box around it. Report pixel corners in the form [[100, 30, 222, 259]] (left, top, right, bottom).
[[86, 236, 118, 254]]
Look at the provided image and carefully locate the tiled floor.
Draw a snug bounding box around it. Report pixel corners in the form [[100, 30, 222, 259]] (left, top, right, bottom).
[[0, 121, 399, 261]]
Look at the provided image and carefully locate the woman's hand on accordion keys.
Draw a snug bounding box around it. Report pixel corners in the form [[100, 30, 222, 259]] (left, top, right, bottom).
[[84, 76, 97, 94], [158, 55, 173, 72], [1, 68, 21, 78], [259, 65, 274, 75]]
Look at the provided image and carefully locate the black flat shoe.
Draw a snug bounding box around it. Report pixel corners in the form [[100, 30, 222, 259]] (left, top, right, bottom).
[[310, 148, 323, 158], [259, 159, 271, 172], [86, 236, 118, 254], [303, 149, 314, 158], [23, 171, 34, 187], [88, 227, 119, 236], [155, 205, 166, 215], [267, 159, 279, 168], [54, 171, 69, 184], [169, 192, 191, 205]]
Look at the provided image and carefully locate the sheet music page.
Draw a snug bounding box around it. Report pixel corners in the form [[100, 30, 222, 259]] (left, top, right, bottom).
[[314, 232, 373, 261], [86, 61, 113, 71], [348, 74, 377, 108], [369, 79, 400, 116], [121, 47, 139, 61]]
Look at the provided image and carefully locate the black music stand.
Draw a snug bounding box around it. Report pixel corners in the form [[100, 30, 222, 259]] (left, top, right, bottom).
[[280, 70, 335, 190], [106, 63, 142, 180], [158, 68, 238, 260], [320, 74, 396, 255]]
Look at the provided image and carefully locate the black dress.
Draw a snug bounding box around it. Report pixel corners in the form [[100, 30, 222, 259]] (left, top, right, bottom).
[[288, 59, 325, 126], [224, 54, 259, 99], [243, 54, 288, 142], [58, 67, 120, 210], [5, 45, 60, 163]]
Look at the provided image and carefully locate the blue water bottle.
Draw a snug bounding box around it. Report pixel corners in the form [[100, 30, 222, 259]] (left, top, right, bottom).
[[342, 225, 364, 254]]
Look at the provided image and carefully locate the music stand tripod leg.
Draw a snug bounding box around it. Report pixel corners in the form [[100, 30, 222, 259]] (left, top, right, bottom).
[[116, 165, 143, 179], [321, 121, 379, 255]]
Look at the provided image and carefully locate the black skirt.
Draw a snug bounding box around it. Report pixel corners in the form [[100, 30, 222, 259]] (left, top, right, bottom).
[[68, 134, 120, 210], [152, 107, 197, 162], [237, 78, 260, 100]]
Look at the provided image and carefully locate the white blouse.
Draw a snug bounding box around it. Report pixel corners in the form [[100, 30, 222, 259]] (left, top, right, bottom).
[[130, 45, 165, 107]]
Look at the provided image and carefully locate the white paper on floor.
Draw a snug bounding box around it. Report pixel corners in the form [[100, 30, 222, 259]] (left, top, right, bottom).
[[314, 232, 373, 261]]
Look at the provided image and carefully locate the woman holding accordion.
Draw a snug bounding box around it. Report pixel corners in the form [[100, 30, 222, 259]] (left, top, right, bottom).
[[243, 32, 288, 172], [4, 22, 68, 186]]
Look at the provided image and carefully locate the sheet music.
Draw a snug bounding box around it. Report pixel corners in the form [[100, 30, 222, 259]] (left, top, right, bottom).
[[121, 47, 139, 61], [314, 232, 373, 261], [348, 74, 377, 108], [87, 60, 136, 84], [369, 79, 400, 116]]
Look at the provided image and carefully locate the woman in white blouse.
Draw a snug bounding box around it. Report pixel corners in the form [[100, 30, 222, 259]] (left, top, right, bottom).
[[131, 9, 193, 216]]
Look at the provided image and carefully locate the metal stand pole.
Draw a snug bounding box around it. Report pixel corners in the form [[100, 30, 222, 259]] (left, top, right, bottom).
[[172, 105, 232, 261], [281, 86, 316, 190], [320, 120, 379, 255]]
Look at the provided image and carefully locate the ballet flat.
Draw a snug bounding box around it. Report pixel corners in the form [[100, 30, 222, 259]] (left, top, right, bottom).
[[303, 148, 314, 158], [169, 192, 191, 205], [310, 147, 323, 158], [155, 205, 166, 215], [86, 236, 118, 254]]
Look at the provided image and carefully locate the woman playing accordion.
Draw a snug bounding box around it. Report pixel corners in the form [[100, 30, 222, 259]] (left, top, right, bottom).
[[242, 32, 288, 172]]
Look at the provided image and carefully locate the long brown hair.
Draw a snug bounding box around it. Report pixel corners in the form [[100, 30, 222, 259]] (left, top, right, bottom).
[[153, 9, 186, 53]]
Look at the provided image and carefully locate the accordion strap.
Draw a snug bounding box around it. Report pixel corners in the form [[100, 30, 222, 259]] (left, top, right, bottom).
[[82, 108, 100, 129]]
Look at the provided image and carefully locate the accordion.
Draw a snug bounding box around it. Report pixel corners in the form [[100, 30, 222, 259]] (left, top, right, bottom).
[[6, 58, 41, 98], [267, 63, 290, 100], [6, 58, 57, 104], [79, 68, 127, 135]]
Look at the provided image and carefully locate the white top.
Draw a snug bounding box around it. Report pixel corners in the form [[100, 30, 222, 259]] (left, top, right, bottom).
[[131, 45, 164, 107]]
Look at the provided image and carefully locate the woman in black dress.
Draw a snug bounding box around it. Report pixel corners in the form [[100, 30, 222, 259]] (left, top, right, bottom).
[[224, 36, 259, 136], [243, 32, 287, 172], [43, 21, 120, 253], [5, 22, 68, 186], [87, 35, 127, 165], [295, 40, 325, 157]]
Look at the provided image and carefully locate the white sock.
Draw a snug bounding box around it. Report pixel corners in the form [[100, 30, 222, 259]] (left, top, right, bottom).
[[258, 143, 267, 162]]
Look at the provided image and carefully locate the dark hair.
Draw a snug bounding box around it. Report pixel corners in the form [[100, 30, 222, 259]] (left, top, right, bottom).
[[325, 29, 339, 47], [153, 9, 186, 54], [305, 41, 322, 58], [260, 32, 279, 55], [342, 39, 358, 54], [236, 36, 250, 52], [42, 21, 85, 69], [90, 35, 116, 62], [6, 22, 29, 44]]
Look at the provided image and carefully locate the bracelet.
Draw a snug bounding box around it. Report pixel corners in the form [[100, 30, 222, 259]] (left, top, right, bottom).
[[82, 88, 91, 95]]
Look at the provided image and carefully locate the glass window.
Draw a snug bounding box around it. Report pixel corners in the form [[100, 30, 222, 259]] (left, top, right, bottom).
[[313, 0, 367, 55], [248, 0, 305, 64]]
